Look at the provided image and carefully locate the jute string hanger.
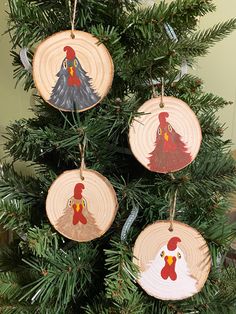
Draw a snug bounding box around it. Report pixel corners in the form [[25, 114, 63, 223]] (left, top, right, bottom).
[[79, 134, 86, 181], [151, 76, 165, 109], [69, 0, 78, 39], [168, 188, 178, 232]]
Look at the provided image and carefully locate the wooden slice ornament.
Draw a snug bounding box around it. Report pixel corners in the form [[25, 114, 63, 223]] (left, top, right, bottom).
[[46, 169, 118, 242], [33, 30, 114, 112], [133, 221, 211, 300], [129, 96, 202, 173]]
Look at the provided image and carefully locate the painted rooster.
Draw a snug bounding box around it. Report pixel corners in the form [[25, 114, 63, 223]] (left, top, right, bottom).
[[56, 183, 101, 241], [139, 237, 198, 300], [49, 46, 101, 111], [148, 112, 192, 173]]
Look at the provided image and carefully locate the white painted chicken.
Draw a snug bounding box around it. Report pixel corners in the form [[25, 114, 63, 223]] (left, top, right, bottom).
[[139, 237, 198, 300]]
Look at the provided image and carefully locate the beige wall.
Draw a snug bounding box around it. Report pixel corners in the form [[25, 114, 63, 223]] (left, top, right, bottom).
[[197, 0, 236, 149], [0, 1, 32, 160], [0, 0, 236, 163]]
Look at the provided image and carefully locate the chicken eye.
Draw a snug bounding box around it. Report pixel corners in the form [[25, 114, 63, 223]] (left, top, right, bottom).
[[168, 124, 172, 132], [177, 252, 181, 259], [82, 199, 86, 207], [74, 59, 78, 67], [160, 251, 165, 258], [63, 60, 67, 69], [158, 127, 162, 135], [68, 199, 73, 207]]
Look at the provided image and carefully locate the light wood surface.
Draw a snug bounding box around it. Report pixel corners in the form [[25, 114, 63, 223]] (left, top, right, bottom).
[[133, 220, 211, 300], [33, 30, 114, 112], [129, 97, 202, 173], [46, 169, 118, 242]]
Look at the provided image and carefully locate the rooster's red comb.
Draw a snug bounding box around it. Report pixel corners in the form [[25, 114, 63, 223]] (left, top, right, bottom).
[[158, 112, 169, 125], [64, 46, 76, 60], [74, 183, 85, 199], [167, 237, 181, 251]]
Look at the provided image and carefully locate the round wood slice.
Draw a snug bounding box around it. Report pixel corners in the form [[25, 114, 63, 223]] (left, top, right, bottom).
[[129, 97, 202, 173], [46, 169, 118, 242], [133, 220, 211, 300], [33, 30, 114, 112]]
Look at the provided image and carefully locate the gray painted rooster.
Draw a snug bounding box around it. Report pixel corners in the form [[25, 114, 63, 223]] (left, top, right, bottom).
[[49, 46, 101, 111]]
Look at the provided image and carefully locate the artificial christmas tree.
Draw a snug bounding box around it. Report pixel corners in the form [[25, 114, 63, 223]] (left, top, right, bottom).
[[1, 0, 236, 313]]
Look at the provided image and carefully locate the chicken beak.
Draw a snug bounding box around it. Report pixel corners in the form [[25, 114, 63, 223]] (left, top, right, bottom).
[[164, 132, 169, 142], [75, 204, 80, 212], [167, 256, 173, 265], [69, 66, 74, 76]]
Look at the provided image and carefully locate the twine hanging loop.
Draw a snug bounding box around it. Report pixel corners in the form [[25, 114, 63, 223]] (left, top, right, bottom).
[[79, 134, 86, 180], [169, 189, 178, 232], [70, 0, 78, 39], [160, 77, 165, 108]]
